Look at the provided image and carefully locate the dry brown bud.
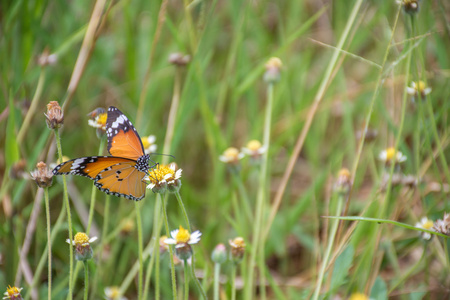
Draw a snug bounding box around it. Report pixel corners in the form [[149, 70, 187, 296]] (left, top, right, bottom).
[[30, 161, 53, 188], [168, 53, 191, 66], [45, 101, 64, 129]]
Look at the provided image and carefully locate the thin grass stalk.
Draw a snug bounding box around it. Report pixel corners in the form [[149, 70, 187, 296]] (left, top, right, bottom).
[[17, 68, 46, 144], [135, 201, 144, 300], [54, 129, 74, 299], [245, 82, 274, 300], [163, 196, 178, 300], [184, 259, 190, 300], [213, 263, 220, 300], [174, 191, 207, 299], [230, 170, 253, 223], [44, 188, 52, 300], [231, 265, 236, 300], [143, 194, 163, 300], [87, 137, 106, 234], [312, 194, 344, 300], [388, 244, 426, 293], [83, 262, 89, 300], [264, 0, 364, 241]]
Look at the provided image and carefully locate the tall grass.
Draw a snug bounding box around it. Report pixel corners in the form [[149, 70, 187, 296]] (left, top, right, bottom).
[[1, 0, 449, 299]]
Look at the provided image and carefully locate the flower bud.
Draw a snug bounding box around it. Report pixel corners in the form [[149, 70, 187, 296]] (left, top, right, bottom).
[[211, 243, 227, 264], [30, 161, 53, 188], [45, 101, 64, 129], [263, 57, 282, 83]]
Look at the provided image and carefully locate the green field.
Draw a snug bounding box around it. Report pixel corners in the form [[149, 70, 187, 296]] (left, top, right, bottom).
[[1, 0, 450, 299]]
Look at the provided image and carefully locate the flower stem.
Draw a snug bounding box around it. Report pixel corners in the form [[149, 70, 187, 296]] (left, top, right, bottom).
[[163, 196, 178, 300], [213, 263, 220, 300], [184, 259, 190, 300], [312, 194, 344, 300], [175, 191, 207, 299], [231, 266, 237, 300], [87, 137, 105, 234], [83, 262, 89, 300], [135, 201, 144, 300], [54, 129, 73, 299], [44, 188, 52, 300]]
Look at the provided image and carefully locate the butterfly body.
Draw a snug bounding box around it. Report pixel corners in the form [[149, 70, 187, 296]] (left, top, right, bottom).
[[53, 107, 152, 201]]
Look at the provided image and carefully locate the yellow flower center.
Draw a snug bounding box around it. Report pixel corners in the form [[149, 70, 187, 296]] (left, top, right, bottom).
[[6, 286, 21, 296], [175, 225, 191, 243], [231, 237, 246, 248], [74, 232, 90, 246], [247, 140, 262, 151], [148, 164, 175, 184], [416, 80, 426, 92], [265, 57, 283, 69], [423, 220, 434, 230], [106, 286, 121, 298], [385, 147, 396, 161], [349, 292, 369, 300], [97, 113, 107, 126], [337, 168, 351, 179], [223, 147, 240, 159]]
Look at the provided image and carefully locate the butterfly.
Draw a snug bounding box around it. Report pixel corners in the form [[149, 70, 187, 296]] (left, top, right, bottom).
[[53, 106, 154, 201]]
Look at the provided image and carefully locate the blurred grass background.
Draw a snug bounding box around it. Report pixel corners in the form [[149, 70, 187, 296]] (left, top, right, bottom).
[[1, 0, 450, 299]]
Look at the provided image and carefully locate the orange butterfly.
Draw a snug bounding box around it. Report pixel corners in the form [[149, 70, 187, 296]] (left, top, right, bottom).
[[53, 106, 153, 200]]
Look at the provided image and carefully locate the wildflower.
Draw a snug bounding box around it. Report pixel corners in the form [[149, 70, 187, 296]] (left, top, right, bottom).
[[141, 135, 157, 154], [264, 57, 282, 83], [415, 217, 435, 240], [30, 161, 53, 188], [433, 213, 450, 236], [45, 101, 64, 129], [211, 243, 227, 264], [87, 107, 107, 137], [3, 286, 23, 300], [145, 163, 182, 193], [160, 235, 169, 254], [348, 292, 369, 300], [406, 80, 431, 100], [120, 218, 135, 236], [165, 225, 202, 260], [229, 237, 246, 263], [334, 168, 352, 196], [378, 147, 407, 166], [396, 0, 420, 15], [219, 147, 244, 165], [104, 286, 127, 300], [241, 140, 266, 161], [66, 232, 97, 261], [168, 52, 191, 66], [37, 48, 57, 67]]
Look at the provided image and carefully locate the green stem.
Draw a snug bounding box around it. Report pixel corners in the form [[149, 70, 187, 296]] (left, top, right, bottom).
[[231, 266, 236, 300], [83, 262, 89, 300], [135, 201, 144, 300], [246, 82, 274, 300], [213, 263, 220, 300], [184, 259, 190, 300], [163, 196, 178, 300], [54, 129, 73, 299], [175, 191, 207, 299], [230, 170, 253, 223], [44, 188, 52, 300], [388, 245, 426, 293], [87, 138, 106, 234], [312, 194, 344, 300]]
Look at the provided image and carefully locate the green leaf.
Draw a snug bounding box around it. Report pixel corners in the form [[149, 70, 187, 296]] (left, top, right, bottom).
[[370, 277, 387, 300], [330, 245, 354, 293]]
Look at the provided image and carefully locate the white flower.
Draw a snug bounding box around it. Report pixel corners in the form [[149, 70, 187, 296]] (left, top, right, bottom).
[[219, 147, 244, 164], [104, 286, 127, 300], [415, 217, 434, 240], [66, 232, 98, 247], [378, 147, 407, 164], [142, 135, 157, 154], [145, 163, 182, 191], [241, 140, 267, 157], [406, 81, 432, 99], [164, 225, 202, 248]]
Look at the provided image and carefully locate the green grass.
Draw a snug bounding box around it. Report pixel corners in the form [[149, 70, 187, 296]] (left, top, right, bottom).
[[1, 0, 450, 299]]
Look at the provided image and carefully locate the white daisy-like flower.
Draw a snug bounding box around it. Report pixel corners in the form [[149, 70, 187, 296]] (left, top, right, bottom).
[[241, 140, 267, 157], [104, 286, 127, 300], [145, 163, 182, 193], [378, 147, 407, 164], [142, 135, 157, 154], [3, 286, 23, 299], [406, 81, 432, 99], [219, 147, 244, 164], [87, 111, 107, 131], [164, 225, 202, 248], [66, 232, 98, 247], [415, 217, 434, 240]]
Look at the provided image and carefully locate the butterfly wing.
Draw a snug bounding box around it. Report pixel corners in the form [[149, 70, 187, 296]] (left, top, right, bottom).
[[106, 106, 145, 160], [53, 156, 147, 201]]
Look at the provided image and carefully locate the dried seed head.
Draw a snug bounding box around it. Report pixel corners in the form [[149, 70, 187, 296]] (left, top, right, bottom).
[[38, 48, 58, 67], [30, 161, 53, 188], [229, 237, 246, 263], [168, 53, 191, 66], [433, 213, 450, 236], [45, 101, 64, 129]]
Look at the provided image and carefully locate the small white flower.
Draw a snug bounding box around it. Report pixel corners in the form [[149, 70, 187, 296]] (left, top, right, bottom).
[[66, 232, 98, 247], [142, 135, 157, 154], [406, 81, 432, 99], [378, 147, 407, 164], [241, 140, 267, 157], [164, 225, 202, 248], [415, 217, 434, 240], [104, 286, 127, 300], [219, 147, 244, 164]]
